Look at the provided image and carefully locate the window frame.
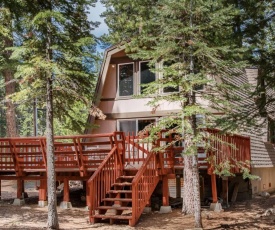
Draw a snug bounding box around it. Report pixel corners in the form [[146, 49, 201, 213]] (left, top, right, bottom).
[[138, 61, 156, 95], [117, 118, 157, 135], [160, 61, 180, 94], [117, 62, 135, 98]]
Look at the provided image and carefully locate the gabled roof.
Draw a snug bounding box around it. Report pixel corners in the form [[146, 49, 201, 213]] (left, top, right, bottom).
[[85, 45, 125, 134], [95, 45, 125, 106]]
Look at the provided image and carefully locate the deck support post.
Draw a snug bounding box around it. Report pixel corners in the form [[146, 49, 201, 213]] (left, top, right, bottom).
[[222, 176, 229, 207], [209, 173, 222, 212], [86, 180, 91, 209], [0, 180, 1, 200], [38, 179, 47, 207], [63, 178, 70, 202], [13, 179, 25, 206], [143, 199, 152, 213], [211, 173, 218, 203], [60, 178, 72, 209], [160, 176, 172, 213], [16, 179, 24, 199]]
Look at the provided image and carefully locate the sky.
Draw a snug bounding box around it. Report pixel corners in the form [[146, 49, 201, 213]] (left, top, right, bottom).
[[88, 2, 108, 52]]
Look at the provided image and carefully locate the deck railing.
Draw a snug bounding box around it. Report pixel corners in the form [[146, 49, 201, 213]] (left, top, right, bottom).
[[0, 139, 15, 171], [0, 133, 115, 176], [206, 128, 251, 173], [124, 133, 152, 168]]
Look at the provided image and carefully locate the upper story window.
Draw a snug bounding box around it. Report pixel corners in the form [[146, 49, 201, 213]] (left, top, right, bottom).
[[118, 61, 156, 97], [162, 61, 179, 93], [163, 85, 179, 93], [140, 61, 156, 94], [118, 63, 134, 97]]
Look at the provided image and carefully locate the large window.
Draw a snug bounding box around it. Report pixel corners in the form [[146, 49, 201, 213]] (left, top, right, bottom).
[[117, 61, 156, 97], [118, 119, 156, 135], [140, 62, 156, 94], [162, 61, 179, 93], [118, 63, 134, 96]]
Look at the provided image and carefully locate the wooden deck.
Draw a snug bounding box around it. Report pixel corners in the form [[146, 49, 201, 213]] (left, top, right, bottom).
[[0, 130, 251, 226]]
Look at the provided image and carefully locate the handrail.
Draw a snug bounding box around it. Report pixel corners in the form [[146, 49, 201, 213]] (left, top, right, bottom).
[[0, 133, 114, 141], [130, 151, 159, 226], [87, 146, 122, 219]]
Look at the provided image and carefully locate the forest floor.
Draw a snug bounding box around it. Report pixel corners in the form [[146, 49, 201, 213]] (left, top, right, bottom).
[[0, 180, 275, 230]]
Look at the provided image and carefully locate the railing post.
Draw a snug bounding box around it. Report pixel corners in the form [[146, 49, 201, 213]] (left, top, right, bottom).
[[113, 131, 126, 168], [130, 184, 136, 227], [86, 180, 92, 209]]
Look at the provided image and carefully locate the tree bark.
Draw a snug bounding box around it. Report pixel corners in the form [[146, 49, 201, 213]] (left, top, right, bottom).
[[46, 74, 59, 229], [3, 37, 17, 137], [182, 154, 194, 214], [4, 69, 17, 137], [192, 155, 202, 228], [46, 2, 59, 228]]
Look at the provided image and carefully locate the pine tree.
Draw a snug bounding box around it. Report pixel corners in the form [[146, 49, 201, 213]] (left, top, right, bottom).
[[102, 0, 246, 227], [8, 1, 99, 229], [225, 0, 275, 128], [0, 4, 19, 137]]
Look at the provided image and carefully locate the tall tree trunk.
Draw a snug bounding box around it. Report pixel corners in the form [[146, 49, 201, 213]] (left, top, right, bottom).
[[3, 38, 17, 137], [191, 106, 202, 228], [192, 154, 202, 228], [46, 3, 59, 228], [182, 154, 194, 214], [46, 74, 59, 229], [4, 69, 17, 137]]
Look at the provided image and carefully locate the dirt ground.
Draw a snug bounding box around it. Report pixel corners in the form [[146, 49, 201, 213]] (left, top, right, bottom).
[[0, 180, 275, 230]]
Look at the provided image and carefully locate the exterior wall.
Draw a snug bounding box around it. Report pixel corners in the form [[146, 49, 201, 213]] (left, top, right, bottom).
[[168, 178, 184, 198], [101, 64, 117, 98], [99, 99, 181, 117], [251, 167, 275, 194], [91, 120, 116, 135]]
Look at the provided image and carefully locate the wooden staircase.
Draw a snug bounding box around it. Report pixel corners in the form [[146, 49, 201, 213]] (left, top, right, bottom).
[[87, 129, 251, 226], [91, 174, 135, 224], [88, 132, 162, 226]]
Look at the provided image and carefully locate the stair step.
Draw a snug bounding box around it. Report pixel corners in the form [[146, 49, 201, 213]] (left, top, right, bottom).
[[113, 182, 132, 186], [103, 198, 132, 202], [97, 206, 132, 211], [93, 214, 132, 220], [119, 176, 135, 180], [108, 190, 132, 194]]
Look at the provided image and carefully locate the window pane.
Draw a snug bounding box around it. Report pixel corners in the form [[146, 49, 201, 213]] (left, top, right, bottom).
[[163, 61, 179, 93], [119, 64, 134, 96], [163, 86, 179, 93], [138, 119, 155, 132], [140, 62, 155, 94], [119, 120, 136, 134]]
